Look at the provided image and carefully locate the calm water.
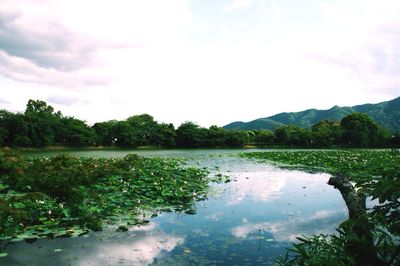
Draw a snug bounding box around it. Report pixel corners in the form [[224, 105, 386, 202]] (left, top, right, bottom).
[[2, 149, 347, 265]]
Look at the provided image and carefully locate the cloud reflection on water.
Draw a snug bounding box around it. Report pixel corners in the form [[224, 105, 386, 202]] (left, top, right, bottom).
[[231, 209, 347, 242], [226, 171, 287, 205], [77, 223, 184, 266], [226, 167, 332, 206], [205, 211, 225, 221]]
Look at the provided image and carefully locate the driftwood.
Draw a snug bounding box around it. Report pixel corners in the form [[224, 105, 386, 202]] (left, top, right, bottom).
[[328, 173, 366, 219], [328, 173, 387, 266]]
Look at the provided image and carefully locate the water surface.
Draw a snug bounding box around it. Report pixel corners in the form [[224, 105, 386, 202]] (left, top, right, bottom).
[[2, 149, 347, 265]]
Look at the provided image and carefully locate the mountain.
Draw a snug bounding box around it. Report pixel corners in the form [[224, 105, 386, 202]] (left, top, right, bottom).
[[223, 96, 400, 132]]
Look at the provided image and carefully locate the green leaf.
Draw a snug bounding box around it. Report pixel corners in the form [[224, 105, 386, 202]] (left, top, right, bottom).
[[13, 202, 26, 209]]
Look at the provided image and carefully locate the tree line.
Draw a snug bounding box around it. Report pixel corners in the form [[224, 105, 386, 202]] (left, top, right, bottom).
[[0, 99, 399, 148]]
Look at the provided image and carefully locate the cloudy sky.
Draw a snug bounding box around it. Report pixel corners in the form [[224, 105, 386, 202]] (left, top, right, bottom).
[[1, 0, 399, 127]]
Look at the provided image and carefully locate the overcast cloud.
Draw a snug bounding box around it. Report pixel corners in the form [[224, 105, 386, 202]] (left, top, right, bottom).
[[0, 11, 93, 70], [0, 98, 9, 104], [46, 95, 80, 106], [0, 0, 399, 126]]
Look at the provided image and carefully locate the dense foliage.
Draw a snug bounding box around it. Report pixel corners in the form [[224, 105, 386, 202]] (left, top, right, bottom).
[[0, 148, 209, 241], [241, 150, 400, 265], [0, 99, 398, 148], [0, 100, 96, 147]]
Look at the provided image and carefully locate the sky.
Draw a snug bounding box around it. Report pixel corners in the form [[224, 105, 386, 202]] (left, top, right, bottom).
[[0, 0, 399, 127]]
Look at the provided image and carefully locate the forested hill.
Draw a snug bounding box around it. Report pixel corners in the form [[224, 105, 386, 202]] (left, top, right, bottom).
[[223, 96, 400, 132]]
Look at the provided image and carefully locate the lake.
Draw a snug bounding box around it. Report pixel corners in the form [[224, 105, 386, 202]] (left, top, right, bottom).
[[2, 149, 347, 265]]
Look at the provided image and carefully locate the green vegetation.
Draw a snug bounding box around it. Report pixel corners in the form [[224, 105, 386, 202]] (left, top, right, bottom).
[[0, 99, 251, 148], [0, 100, 96, 147], [224, 96, 400, 132], [256, 113, 391, 148], [1, 99, 398, 149], [240, 150, 400, 265], [0, 148, 209, 241]]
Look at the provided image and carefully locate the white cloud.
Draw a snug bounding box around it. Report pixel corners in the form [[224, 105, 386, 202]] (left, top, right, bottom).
[[0, 4, 112, 88], [0, 50, 111, 88], [0, 0, 399, 127], [78, 222, 184, 266], [227, 171, 286, 205], [46, 95, 80, 106], [226, 168, 331, 205], [225, 0, 254, 12], [0, 0, 192, 88], [258, 0, 285, 17], [231, 209, 347, 241], [3, 221, 185, 265], [0, 98, 10, 105], [58, 0, 192, 47], [0, 10, 91, 70], [302, 0, 400, 98], [205, 211, 225, 221], [231, 219, 268, 238]]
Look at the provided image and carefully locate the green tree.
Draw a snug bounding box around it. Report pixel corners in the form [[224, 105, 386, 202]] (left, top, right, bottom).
[[126, 114, 160, 146], [340, 113, 389, 147], [225, 130, 249, 147], [113, 121, 137, 147], [254, 130, 276, 146], [92, 120, 119, 146], [54, 117, 97, 146], [155, 123, 176, 147], [93, 117, 175, 147], [389, 133, 400, 147], [0, 113, 9, 146], [275, 126, 311, 146], [176, 122, 204, 147], [206, 126, 227, 147], [24, 100, 60, 146], [0, 126, 6, 147], [311, 120, 342, 147], [0, 111, 31, 146]]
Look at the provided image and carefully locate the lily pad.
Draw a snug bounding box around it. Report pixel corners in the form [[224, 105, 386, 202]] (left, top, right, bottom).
[[116, 225, 129, 232], [0, 152, 210, 241]]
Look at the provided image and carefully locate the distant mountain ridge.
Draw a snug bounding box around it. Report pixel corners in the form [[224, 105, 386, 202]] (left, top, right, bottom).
[[223, 96, 400, 132]]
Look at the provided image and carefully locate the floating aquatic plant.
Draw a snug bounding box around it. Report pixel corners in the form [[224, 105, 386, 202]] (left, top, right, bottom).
[[0, 149, 210, 241]]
